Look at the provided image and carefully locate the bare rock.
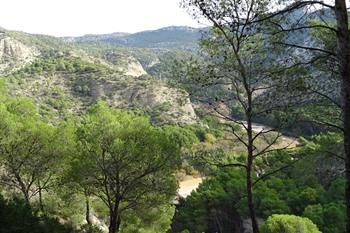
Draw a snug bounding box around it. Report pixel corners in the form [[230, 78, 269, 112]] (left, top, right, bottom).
[[0, 37, 39, 74]]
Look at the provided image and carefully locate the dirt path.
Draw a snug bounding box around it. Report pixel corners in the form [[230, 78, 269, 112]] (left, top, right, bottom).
[[178, 177, 203, 198]]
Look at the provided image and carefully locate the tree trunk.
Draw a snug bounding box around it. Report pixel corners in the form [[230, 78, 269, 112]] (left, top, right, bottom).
[[109, 213, 121, 233], [108, 201, 121, 233], [39, 187, 44, 213], [85, 194, 92, 225], [247, 158, 259, 233], [343, 68, 350, 233], [246, 104, 259, 233], [24, 191, 30, 207], [334, 1, 350, 232], [14, 171, 31, 207], [19, 184, 30, 207], [116, 216, 122, 232]]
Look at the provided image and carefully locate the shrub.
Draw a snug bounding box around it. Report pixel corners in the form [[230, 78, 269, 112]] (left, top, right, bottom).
[[76, 225, 104, 233], [261, 214, 321, 233], [204, 133, 216, 143], [0, 195, 74, 233]]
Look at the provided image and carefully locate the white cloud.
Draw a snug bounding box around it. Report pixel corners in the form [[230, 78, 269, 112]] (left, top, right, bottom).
[[0, 0, 202, 36]]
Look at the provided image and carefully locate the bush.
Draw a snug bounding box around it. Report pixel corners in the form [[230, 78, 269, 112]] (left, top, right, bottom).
[[303, 202, 346, 233], [0, 195, 74, 233], [204, 133, 216, 143], [76, 225, 104, 233], [261, 214, 321, 233]]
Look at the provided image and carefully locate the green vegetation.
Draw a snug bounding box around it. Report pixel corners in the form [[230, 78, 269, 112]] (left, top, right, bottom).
[[19, 56, 112, 75], [0, 98, 77, 208], [172, 145, 346, 233], [0, 195, 75, 233], [0, 93, 197, 233], [70, 102, 181, 232], [261, 215, 320, 233]]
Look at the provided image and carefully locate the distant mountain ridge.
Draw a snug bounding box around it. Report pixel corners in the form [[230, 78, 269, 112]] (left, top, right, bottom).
[[63, 26, 205, 50], [63, 32, 131, 43]]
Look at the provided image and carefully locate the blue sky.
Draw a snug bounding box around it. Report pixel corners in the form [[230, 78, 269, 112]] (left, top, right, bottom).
[[0, 0, 203, 37]]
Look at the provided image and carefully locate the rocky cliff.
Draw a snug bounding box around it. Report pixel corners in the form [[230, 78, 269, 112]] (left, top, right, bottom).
[[0, 36, 39, 74]]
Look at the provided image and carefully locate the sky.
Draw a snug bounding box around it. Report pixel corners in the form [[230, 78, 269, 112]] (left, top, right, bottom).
[[0, 0, 203, 37]]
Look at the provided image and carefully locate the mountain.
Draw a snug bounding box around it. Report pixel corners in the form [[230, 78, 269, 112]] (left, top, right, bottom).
[[63, 32, 130, 43], [0, 27, 198, 124], [64, 26, 205, 50], [1, 7, 337, 128]]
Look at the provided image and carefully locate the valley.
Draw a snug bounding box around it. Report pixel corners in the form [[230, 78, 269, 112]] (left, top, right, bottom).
[[0, 1, 347, 233]]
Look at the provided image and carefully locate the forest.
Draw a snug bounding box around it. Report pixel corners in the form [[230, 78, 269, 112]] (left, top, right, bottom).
[[0, 0, 350, 233]]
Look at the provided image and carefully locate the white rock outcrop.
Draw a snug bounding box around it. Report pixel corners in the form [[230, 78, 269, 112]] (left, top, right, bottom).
[[0, 37, 39, 74]]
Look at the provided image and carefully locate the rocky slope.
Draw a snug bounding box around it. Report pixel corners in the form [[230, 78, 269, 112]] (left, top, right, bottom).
[[0, 35, 39, 74], [1, 28, 198, 124]]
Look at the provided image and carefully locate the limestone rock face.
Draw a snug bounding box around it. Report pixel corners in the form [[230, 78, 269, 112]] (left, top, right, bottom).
[[104, 52, 147, 77], [0, 37, 39, 74], [113, 84, 197, 124], [123, 58, 147, 77]]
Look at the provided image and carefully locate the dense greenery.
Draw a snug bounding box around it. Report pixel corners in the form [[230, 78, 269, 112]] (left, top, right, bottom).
[[261, 215, 320, 233], [0, 195, 75, 233], [20, 56, 113, 75], [0, 91, 199, 233], [70, 102, 181, 232], [172, 149, 346, 233]]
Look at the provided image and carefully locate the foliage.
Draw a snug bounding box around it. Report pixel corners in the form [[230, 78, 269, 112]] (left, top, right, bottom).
[[121, 204, 175, 233], [71, 101, 181, 232], [76, 225, 104, 233], [174, 140, 346, 232], [303, 202, 346, 233], [261, 214, 321, 233], [19, 56, 112, 75], [0, 195, 74, 233], [172, 168, 246, 233], [160, 125, 199, 148], [293, 132, 344, 186], [0, 98, 72, 205]]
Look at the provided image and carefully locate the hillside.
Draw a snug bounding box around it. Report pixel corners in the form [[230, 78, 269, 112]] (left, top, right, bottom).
[[0, 27, 198, 124]]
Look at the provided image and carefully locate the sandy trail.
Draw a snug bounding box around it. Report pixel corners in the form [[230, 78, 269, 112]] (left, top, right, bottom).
[[178, 177, 203, 198]]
